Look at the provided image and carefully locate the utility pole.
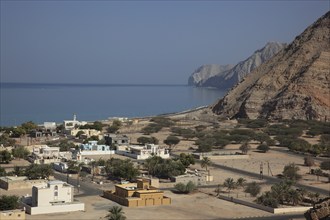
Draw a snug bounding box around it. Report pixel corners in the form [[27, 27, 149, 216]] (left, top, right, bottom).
[[267, 161, 273, 176]]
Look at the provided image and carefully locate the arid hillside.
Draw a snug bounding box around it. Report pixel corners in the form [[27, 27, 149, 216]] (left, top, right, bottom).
[[212, 11, 330, 120]]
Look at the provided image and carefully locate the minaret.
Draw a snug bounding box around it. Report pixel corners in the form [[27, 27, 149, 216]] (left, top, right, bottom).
[[73, 114, 77, 122]]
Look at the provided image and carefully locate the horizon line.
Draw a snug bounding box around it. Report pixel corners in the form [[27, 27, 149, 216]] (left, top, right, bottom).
[[0, 82, 188, 87]]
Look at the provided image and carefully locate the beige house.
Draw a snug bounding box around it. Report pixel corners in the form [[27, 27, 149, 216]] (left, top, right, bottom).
[[0, 209, 25, 220], [103, 178, 171, 207], [0, 176, 47, 190], [69, 128, 101, 138], [21, 180, 84, 215]]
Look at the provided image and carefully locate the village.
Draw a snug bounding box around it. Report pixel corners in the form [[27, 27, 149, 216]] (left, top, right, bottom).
[[0, 110, 329, 220]]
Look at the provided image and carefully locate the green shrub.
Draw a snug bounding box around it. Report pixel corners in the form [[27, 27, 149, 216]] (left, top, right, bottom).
[[174, 181, 196, 194], [257, 143, 270, 153], [244, 182, 261, 197]]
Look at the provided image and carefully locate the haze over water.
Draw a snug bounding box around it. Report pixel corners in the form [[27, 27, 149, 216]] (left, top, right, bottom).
[[0, 83, 225, 126]]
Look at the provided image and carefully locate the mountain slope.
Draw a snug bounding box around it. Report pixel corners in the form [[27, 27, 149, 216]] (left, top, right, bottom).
[[203, 42, 286, 89], [188, 64, 234, 86], [212, 11, 330, 120]]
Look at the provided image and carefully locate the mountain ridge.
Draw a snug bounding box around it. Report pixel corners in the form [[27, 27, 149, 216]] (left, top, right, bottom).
[[188, 42, 286, 89], [212, 11, 330, 120]]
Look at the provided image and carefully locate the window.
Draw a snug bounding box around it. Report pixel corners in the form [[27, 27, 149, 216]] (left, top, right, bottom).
[[54, 191, 58, 197], [54, 185, 58, 190]]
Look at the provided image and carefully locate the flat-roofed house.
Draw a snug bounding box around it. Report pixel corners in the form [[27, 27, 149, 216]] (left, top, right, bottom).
[[21, 180, 84, 215], [103, 178, 171, 207]]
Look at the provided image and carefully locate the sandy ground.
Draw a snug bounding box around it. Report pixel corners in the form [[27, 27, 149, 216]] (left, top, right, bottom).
[[22, 191, 272, 220]]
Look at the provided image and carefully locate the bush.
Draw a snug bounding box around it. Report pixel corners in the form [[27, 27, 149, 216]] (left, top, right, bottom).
[[320, 161, 330, 171], [282, 163, 301, 181], [137, 136, 159, 145], [257, 143, 270, 153], [0, 195, 20, 211], [257, 192, 279, 208], [174, 181, 196, 194], [142, 123, 163, 134], [244, 182, 261, 197], [288, 138, 311, 152]]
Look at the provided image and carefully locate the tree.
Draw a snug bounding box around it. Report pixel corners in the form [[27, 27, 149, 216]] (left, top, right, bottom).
[[25, 164, 53, 180], [282, 163, 302, 181], [223, 178, 236, 194], [286, 189, 303, 206], [257, 143, 270, 153], [11, 127, 26, 138], [142, 156, 185, 178], [13, 166, 25, 176], [0, 133, 16, 147], [108, 120, 122, 133], [11, 146, 29, 160], [0, 195, 20, 211], [239, 142, 251, 155], [75, 131, 85, 138], [106, 206, 126, 220], [0, 150, 12, 164], [244, 182, 261, 197], [21, 121, 38, 133], [200, 157, 212, 172], [90, 160, 97, 181], [178, 153, 195, 168], [320, 161, 330, 171], [163, 135, 180, 151], [254, 133, 271, 144], [106, 159, 140, 181], [67, 161, 80, 174], [174, 181, 196, 194], [314, 168, 323, 181], [257, 191, 279, 208], [236, 177, 247, 188], [0, 167, 6, 177], [58, 140, 76, 151], [304, 156, 315, 173], [304, 156, 315, 167], [137, 136, 158, 145]]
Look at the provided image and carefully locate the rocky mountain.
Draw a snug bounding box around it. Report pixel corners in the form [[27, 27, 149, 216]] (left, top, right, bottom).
[[188, 64, 234, 86], [187, 42, 285, 89], [203, 42, 286, 89], [212, 11, 330, 120]]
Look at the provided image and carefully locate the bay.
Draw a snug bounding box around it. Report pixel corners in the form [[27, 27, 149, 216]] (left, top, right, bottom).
[[0, 83, 226, 126]]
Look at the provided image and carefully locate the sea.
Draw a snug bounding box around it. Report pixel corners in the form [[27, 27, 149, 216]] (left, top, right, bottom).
[[0, 83, 226, 127]]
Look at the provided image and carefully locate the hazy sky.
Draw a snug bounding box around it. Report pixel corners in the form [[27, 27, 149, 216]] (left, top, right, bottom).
[[1, 1, 328, 84]]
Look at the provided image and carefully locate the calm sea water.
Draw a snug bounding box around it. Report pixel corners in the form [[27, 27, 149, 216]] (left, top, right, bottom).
[[0, 83, 226, 126]]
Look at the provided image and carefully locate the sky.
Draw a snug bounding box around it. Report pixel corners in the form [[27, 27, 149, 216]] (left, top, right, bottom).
[[0, 0, 329, 84]]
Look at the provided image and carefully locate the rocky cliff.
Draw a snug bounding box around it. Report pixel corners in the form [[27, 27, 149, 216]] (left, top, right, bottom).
[[188, 64, 234, 86], [212, 11, 330, 121], [187, 42, 285, 89], [203, 42, 285, 89]]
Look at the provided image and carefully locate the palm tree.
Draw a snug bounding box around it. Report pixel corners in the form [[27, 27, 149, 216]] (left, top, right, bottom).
[[106, 206, 126, 220], [236, 177, 247, 188], [287, 189, 303, 206], [223, 178, 236, 194], [201, 157, 212, 173]]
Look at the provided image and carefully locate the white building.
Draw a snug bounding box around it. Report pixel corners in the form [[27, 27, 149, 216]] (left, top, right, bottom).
[[63, 114, 87, 131], [31, 145, 72, 164], [74, 141, 115, 161], [116, 144, 170, 160], [21, 180, 84, 215]]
